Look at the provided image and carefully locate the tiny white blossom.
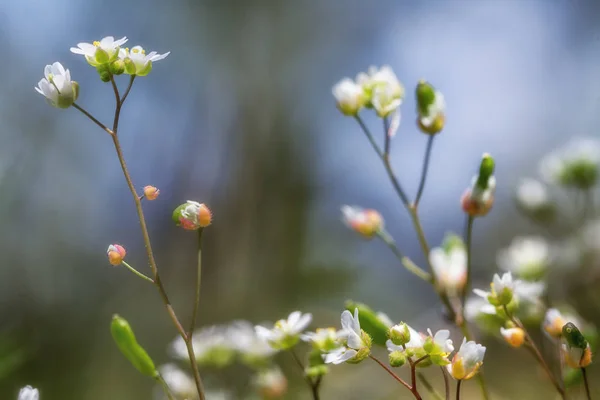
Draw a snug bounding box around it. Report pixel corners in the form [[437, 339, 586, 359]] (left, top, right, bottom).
[[324, 308, 370, 364], [70, 36, 128, 66], [119, 45, 170, 76], [497, 236, 550, 279], [227, 320, 278, 360], [332, 78, 366, 116], [35, 62, 78, 108], [301, 327, 344, 352], [157, 364, 197, 400], [447, 338, 486, 380], [252, 367, 288, 398], [170, 325, 235, 367], [430, 236, 467, 294], [516, 178, 551, 211], [255, 311, 312, 350], [427, 328, 454, 354], [18, 386, 39, 400], [539, 138, 600, 188], [358, 65, 404, 117]]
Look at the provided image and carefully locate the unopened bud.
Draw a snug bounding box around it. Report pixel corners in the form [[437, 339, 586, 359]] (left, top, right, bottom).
[[172, 201, 212, 230], [143, 185, 160, 201], [500, 327, 525, 348], [107, 244, 126, 266], [96, 65, 111, 83], [389, 323, 411, 346], [341, 206, 384, 239], [389, 350, 407, 367], [476, 154, 495, 190], [416, 80, 445, 135], [110, 59, 125, 75]]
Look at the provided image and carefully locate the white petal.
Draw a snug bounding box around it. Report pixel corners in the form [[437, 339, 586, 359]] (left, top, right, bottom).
[[287, 311, 301, 327], [150, 51, 170, 61], [113, 36, 128, 47], [294, 313, 312, 332]]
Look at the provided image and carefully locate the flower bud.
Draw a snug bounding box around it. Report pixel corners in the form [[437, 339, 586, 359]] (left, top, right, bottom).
[[305, 364, 329, 378], [476, 153, 495, 190], [389, 350, 407, 367], [341, 206, 384, 239], [543, 308, 568, 338], [110, 314, 157, 377], [96, 65, 111, 82], [124, 57, 136, 75], [107, 244, 126, 266], [143, 185, 160, 200], [172, 201, 212, 230], [416, 80, 445, 135], [388, 323, 411, 346], [253, 368, 288, 399], [110, 59, 125, 75], [500, 327, 525, 348], [332, 78, 366, 116]]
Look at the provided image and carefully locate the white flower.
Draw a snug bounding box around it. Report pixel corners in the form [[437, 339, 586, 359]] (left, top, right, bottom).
[[119, 45, 170, 76], [255, 311, 312, 350], [227, 320, 278, 360], [252, 367, 288, 398], [427, 329, 454, 354], [18, 386, 39, 400], [332, 78, 366, 116], [539, 138, 600, 188], [497, 236, 550, 279], [341, 205, 384, 239], [70, 36, 128, 66], [157, 364, 197, 400], [514, 280, 546, 303], [301, 327, 344, 352], [463, 296, 497, 322], [170, 325, 235, 367], [419, 91, 446, 128], [474, 272, 515, 306], [543, 308, 582, 338], [324, 308, 371, 364], [429, 235, 467, 294], [357, 65, 404, 117], [386, 325, 424, 352], [35, 62, 78, 108], [447, 338, 486, 380], [515, 178, 551, 211]]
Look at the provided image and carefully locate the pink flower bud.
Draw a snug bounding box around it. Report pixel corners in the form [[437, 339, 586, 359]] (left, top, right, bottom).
[[461, 188, 494, 217], [107, 244, 126, 266], [172, 201, 212, 230], [143, 185, 160, 200], [341, 205, 384, 239]]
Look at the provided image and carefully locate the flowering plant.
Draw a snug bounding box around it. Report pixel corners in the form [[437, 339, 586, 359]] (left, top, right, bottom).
[[20, 38, 598, 400]]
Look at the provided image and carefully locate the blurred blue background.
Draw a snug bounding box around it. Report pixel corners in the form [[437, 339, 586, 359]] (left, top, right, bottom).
[[1, 0, 600, 398]]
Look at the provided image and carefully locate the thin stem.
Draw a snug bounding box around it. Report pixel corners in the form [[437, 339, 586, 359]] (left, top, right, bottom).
[[121, 261, 155, 283], [378, 231, 432, 282], [121, 75, 135, 104], [311, 376, 322, 400], [156, 374, 177, 400], [108, 76, 205, 399], [369, 355, 415, 395], [441, 367, 451, 400], [409, 355, 429, 396], [456, 380, 462, 400], [460, 216, 474, 307], [72, 103, 114, 135], [290, 350, 320, 400], [290, 349, 305, 372], [383, 116, 391, 157], [189, 228, 204, 335], [417, 372, 444, 400], [414, 136, 435, 206], [582, 367, 592, 400], [354, 115, 410, 206], [503, 305, 565, 398]]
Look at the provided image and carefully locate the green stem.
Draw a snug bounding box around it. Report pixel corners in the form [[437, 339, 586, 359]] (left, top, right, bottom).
[[189, 228, 204, 335], [441, 367, 451, 400], [290, 349, 320, 400], [354, 115, 410, 206], [460, 216, 474, 307], [414, 136, 435, 206], [72, 103, 114, 135], [378, 231, 432, 282], [582, 367, 592, 400], [156, 373, 177, 400], [108, 76, 205, 400], [121, 261, 154, 283]]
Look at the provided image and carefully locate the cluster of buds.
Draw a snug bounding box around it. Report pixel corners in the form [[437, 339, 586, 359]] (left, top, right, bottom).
[[461, 153, 496, 217], [332, 65, 404, 118]]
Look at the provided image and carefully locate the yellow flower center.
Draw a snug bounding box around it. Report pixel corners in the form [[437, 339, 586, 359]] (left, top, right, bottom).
[[93, 41, 100, 47]]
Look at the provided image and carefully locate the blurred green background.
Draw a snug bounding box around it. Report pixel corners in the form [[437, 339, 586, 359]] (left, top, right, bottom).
[[1, 0, 600, 398]]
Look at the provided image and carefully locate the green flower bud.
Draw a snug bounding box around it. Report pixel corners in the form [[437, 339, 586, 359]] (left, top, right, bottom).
[[476, 153, 495, 190], [345, 300, 389, 346], [388, 350, 407, 367], [72, 81, 80, 102], [305, 365, 329, 378], [347, 345, 371, 364], [416, 80, 436, 116], [110, 59, 125, 75], [388, 323, 411, 346], [563, 322, 588, 349], [96, 65, 111, 83], [110, 314, 157, 377]]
